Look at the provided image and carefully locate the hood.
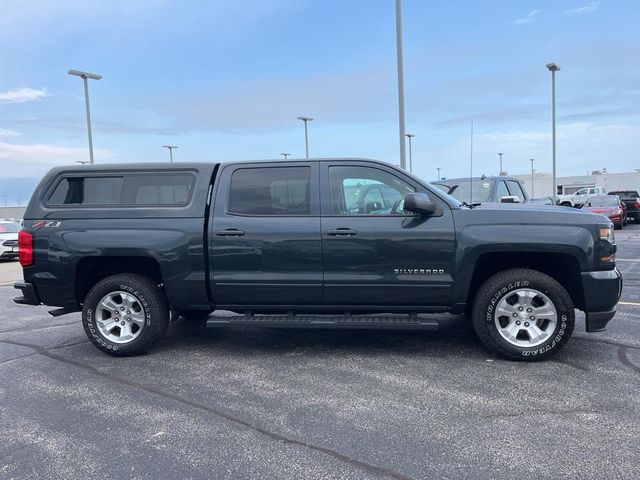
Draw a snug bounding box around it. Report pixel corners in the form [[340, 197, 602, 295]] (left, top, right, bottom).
[[583, 207, 619, 215], [459, 202, 611, 226]]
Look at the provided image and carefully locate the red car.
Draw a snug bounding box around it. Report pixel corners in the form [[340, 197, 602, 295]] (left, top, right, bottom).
[[582, 195, 627, 229]]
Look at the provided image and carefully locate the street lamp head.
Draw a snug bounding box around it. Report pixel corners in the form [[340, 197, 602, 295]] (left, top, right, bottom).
[[297, 116, 313, 122], [163, 145, 178, 149], [68, 69, 102, 80], [405, 133, 415, 139], [545, 63, 560, 72]]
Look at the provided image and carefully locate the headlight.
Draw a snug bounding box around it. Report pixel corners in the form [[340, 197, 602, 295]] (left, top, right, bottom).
[[598, 224, 616, 265]]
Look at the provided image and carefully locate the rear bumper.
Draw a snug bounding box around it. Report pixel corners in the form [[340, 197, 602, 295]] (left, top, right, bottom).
[[13, 282, 41, 306], [581, 269, 622, 332]]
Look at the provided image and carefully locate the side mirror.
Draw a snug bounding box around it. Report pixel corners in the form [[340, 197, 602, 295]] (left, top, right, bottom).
[[500, 196, 520, 203], [404, 192, 436, 215], [365, 201, 382, 213]]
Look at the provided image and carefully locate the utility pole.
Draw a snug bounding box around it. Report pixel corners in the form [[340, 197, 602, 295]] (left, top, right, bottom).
[[395, 0, 407, 169], [163, 145, 178, 162], [469, 121, 474, 204], [436, 167, 441, 181], [498, 152, 504, 175], [405, 133, 415, 173], [68, 69, 102, 164], [546, 62, 560, 203], [297, 117, 313, 158], [530, 158, 535, 197]]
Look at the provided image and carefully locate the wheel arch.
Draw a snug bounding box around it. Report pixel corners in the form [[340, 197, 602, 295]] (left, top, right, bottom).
[[465, 252, 585, 313], [75, 256, 163, 305]]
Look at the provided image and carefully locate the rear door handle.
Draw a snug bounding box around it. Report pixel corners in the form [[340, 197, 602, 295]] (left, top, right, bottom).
[[326, 228, 357, 237], [216, 229, 245, 237]]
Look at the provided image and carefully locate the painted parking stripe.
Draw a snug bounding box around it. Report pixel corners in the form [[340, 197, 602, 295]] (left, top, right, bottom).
[[619, 301, 640, 306], [616, 259, 640, 262]]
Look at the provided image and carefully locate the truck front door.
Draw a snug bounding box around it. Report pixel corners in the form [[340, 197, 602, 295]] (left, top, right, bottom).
[[320, 162, 456, 308], [209, 162, 322, 308]]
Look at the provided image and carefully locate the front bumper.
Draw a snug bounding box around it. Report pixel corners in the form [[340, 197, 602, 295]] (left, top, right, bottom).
[[13, 282, 41, 306], [581, 269, 622, 332]]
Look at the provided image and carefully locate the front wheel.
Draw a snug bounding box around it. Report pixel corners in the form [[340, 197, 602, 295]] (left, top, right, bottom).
[[82, 273, 169, 356], [471, 268, 575, 361]]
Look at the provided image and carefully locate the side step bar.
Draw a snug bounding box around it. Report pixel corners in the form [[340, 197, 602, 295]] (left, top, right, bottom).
[[207, 312, 439, 330]]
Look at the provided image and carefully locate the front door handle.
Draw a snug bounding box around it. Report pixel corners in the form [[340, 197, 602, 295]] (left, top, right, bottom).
[[216, 229, 245, 237], [326, 228, 357, 237]]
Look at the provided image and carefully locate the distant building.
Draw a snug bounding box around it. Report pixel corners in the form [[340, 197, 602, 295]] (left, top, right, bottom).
[[0, 206, 26, 221], [508, 170, 640, 198]]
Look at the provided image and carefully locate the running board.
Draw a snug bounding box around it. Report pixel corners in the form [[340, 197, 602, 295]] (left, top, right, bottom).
[[206, 312, 439, 330]]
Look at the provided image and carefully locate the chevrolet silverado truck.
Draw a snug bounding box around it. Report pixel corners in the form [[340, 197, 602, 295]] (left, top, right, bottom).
[[13, 159, 622, 360]]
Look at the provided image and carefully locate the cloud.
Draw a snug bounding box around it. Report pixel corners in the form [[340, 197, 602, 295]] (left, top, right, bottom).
[[513, 9, 542, 25], [0, 142, 113, 178], [0, 128, 21, 137], [0, 88, 48, 104], [564, 2, 600, 15]]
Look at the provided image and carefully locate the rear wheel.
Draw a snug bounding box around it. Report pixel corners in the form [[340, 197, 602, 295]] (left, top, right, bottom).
[[82, 273, 169, 356], [471, 268, 575, 361]]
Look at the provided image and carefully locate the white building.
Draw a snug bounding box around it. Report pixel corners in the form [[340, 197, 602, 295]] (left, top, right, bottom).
[[509, 169, 640, 198]]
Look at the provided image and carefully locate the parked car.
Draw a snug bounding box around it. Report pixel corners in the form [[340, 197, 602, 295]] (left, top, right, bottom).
[[14, 159, 621, 361], [0, 220, 20, 260], [582, 195, 627, 229], [607, 190, 640, 223], [557, 186, 606, 208], [432, 176, 528, 205]]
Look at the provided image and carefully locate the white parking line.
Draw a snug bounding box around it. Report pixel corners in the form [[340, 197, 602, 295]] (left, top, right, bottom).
[[619, 301, 640, 307], [616, 259, 640, 262]]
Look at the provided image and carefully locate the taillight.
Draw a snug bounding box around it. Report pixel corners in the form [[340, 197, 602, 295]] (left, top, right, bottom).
[[18, 230, 33, 267], [635, 200, 639, 209]]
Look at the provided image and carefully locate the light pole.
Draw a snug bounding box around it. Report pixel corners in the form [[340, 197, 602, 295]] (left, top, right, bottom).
[[546, 62, 560, 203], [498, 152, 504, 175], [436, 167, 441, 180], [68, 69, 102, 164], [280, 153, 291, 159], [297, 117, 313, 159], [163, 145, 178, 162], [405, 134, 415, 173], [530, 158, 535, 197], [395, 0, 407, 170]]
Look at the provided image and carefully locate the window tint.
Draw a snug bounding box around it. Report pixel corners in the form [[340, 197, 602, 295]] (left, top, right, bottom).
[[229, 167, 310, 215], [507, 180, 525, 203], [496, 181, 509, 200], [122, 174, 194, 205], [48, 177, 124, 205], [329, 166, 415, 215]]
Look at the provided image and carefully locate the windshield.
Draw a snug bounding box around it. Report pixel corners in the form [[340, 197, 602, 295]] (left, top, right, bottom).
[[433, 179, 492, 204], [0, 222, 20, 233], [587, 196, 619, 207]]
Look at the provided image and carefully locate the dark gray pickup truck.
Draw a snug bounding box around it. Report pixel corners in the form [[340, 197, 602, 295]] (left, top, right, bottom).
[[14, 159, 622, 360]]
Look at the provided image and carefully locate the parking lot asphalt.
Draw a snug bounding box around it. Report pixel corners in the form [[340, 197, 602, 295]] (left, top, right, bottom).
[[1, 224, 639, 480]]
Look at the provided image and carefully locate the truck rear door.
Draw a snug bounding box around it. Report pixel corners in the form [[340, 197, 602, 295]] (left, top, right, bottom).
[[209, 162, 322, 308]]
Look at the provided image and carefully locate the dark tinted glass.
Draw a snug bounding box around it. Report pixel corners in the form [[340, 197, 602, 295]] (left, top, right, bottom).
[[122, 174, 194, 205], [229, 167, 310, 215], [48, 177, 124, 205]]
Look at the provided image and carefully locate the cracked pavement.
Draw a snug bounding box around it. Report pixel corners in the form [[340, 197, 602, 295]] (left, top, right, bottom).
[[1, 224, 639, 479]]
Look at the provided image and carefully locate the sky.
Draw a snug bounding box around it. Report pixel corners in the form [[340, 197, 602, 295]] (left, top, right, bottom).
[[1, 0, 639, 205]]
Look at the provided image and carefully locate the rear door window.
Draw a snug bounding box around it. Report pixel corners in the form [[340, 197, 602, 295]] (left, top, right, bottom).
[[228, 166, 310, 215], [48, 177, 124, 205], [496, 181, 509, 200]]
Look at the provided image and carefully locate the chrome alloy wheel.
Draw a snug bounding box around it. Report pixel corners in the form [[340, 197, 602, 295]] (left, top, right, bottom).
[[95, 291, 146, 344], [494, 288, 558, 348]]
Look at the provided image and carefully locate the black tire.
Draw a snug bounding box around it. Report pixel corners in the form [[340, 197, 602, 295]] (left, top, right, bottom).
[[615, 222, 622, 230], [179, 309, 213, 320], [82, 273, 169, 356], [471, 268, 575, 361]]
